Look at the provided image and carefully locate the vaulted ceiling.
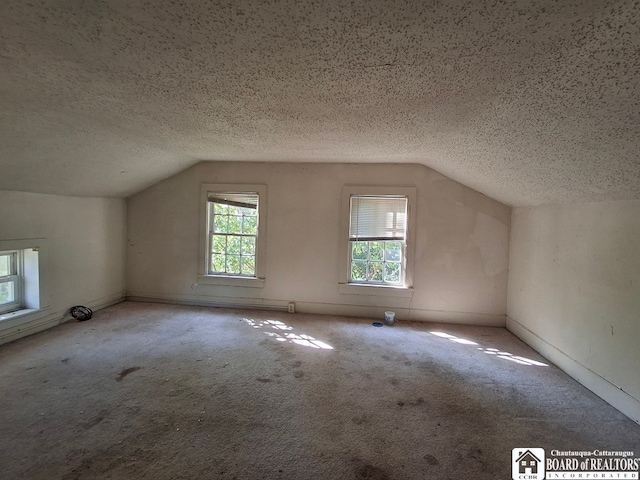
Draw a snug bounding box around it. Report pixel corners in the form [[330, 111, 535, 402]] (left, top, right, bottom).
[[1, 0, 639, 206]]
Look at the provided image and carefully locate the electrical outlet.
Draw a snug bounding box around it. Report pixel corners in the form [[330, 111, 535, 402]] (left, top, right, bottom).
[[287, 302, 295, 313]]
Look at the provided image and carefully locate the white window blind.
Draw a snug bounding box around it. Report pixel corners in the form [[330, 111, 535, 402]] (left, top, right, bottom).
[[349, 196, 407, 241], [208, 192, 258, 209]]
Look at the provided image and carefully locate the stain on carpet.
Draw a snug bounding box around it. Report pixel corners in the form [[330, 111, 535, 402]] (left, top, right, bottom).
[[293, 370, 304, 379], [256, 378, 272, 383], [468, 447, 487, 471], [351, 458, 390, 480], [423, 454, 440, 466], [62, 444, 159, 480], [397, 397, 424, 407], [84, 409, 110, 429], [116, 367, 141, 381], [351, 415, 368, 425]]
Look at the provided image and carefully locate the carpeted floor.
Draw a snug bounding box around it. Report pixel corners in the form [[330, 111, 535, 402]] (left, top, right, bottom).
[[1, 301, 638, 479]]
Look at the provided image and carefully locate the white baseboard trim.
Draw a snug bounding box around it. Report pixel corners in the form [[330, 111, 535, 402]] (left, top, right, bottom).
[[507, 316, 640, 425], [126, 291, 505, 326], [0, 293, 126, 346], [294, 301, 505, 326], [127, 294, 289, 312], [408, 308, 505, 326]]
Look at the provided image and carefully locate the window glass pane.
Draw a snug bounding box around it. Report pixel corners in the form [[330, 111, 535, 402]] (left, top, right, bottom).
[[227, 236, 242, 254], [211, 254, 226, 273], [241, 237, 255, 255], [0, 281, 15, 305], [352, 242, 368, 260], [243, 216, 258, 235], [367, 262, 384, 282], [0, 255, 10, 277], [384, 263, 401, 283], [213, 214, 228, 233], [214, 203, 229, 214], [369, 242, 384, 261], [227, 255, 241, 274], [228, 216, 243, 234], [384, 241, 402, 262], [241, 256, 255, 275], [212, 235, 227, 254], [351, 261, 366, 281], [239, 206, 256, 217]]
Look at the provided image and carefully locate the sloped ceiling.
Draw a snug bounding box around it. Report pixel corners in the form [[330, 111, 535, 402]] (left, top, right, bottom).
[[1, 0, 639, 206]]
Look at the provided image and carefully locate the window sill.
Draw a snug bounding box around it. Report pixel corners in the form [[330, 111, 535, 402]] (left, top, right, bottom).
[[0, 308, 42, 322], [338, 283, 414, 298], [197, 275, 265, 288]]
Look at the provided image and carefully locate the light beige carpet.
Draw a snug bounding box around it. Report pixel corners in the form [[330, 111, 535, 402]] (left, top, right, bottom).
[[1, 301, 638, 479]]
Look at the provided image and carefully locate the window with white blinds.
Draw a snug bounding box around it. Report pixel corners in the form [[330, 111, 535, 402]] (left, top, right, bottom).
[[348, 195, 409, 285], [340, 186, 416, 291]]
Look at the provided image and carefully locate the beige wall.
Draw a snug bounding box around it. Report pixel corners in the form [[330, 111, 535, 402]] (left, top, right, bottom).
[[507, 200, 640, 423], [127, 162, 511, 325], [0, 190, 126, 343]]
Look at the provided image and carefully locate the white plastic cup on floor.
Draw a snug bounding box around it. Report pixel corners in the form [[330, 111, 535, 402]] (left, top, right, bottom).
[[384, 311, 395, 325]]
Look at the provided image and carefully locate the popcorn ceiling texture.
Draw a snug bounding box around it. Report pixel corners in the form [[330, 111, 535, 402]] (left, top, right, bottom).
[[1, 0, 639, 206]]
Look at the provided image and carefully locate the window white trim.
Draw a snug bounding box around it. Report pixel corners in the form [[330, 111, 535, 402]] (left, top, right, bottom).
[[0, 238, 48, 323], [337, 283, 414, 297], [339, 186, 417, 293], [199, 184, 267, 288]]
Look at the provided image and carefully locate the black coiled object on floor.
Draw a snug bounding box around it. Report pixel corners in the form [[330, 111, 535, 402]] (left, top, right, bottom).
[[70, 305, 93, 321]]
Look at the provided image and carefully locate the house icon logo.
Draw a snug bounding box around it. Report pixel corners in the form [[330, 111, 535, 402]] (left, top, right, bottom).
[[512, 448, 545, 480]]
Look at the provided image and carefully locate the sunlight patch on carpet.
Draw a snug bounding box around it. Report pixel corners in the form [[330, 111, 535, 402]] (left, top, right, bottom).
[[243, 318, 333, 350], [429, 331, 548, 367]]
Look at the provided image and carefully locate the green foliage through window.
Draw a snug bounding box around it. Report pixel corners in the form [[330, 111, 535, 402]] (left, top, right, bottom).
[[350, 241, 403, 284]]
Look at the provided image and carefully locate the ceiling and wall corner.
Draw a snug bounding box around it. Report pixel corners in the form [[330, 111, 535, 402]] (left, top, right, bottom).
[[1, 1, 639, 206]]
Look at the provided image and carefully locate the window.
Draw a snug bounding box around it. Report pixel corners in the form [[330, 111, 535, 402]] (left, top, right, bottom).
[[208, 192, 258, 276], [0, 239, 44, 322], [199, 184, 267, 287], [0, 251, 21, 314], [349, 196, 407, 285], [339, 186, 416, 295]]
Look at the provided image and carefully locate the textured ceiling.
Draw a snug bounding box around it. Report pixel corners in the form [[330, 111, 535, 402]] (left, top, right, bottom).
[[1, 0, 639, 206]]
